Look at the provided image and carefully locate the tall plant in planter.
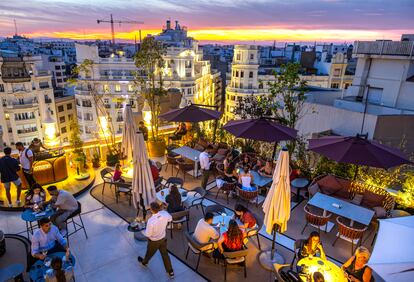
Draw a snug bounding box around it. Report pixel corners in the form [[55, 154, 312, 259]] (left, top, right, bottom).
[[134, 37, 167, 157], [69, 120, 86, 173]]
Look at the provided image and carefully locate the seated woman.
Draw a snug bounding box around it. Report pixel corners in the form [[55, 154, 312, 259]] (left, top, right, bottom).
[[112, 163, 125, 182], [217, 220, 245, 255], [238, 155, 251, 169], [342, 246, 373, 282], [45, 250, 74, 282], [259, 160, 274, 177], [234, 204, 257, 229], [223, 163, 237, 183], [298, 231, 326, 260], [165, 184, 184, 213], [223, 153, 233, 171], [149, 160, 160, 182], [238, 166, 256, 191], [252, 159, 264, 171], [169, 122, 187, 143], [24, 183, 46, 209]]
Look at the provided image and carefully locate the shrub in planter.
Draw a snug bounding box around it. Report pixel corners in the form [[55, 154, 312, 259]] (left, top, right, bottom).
[[148, 138, 166, 158], [106, 152, 120, 166], [92, 153, 101, 168]]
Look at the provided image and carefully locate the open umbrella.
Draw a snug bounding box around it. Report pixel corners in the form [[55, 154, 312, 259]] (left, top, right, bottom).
[[258, 149, 291, 270], [309, 134, 412, 178], [369, 216, 414, 282], [131, 131, 156, 219], [121, 105, 136, 164], [159, 103, 222, 122]]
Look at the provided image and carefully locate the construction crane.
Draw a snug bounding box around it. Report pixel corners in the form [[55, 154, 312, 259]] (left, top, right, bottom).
[[97, 14, 143, 45]]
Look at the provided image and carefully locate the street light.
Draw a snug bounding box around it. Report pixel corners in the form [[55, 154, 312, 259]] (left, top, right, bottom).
[[142, 99, 152, 128], [43, 108, 59, 148]]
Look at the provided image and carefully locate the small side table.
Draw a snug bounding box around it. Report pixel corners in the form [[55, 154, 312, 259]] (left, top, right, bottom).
[[291, 178, 309, 203], [127, 222, 147, 241]]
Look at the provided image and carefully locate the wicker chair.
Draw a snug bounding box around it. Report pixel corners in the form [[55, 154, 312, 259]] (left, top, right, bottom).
[[301, 205, 332, 234], [236, 187, 259, 208], [216, 180, 237, 204], [333, 216, 368, 255], [176, 158, 195, 182], [165, 155, 179, 175]]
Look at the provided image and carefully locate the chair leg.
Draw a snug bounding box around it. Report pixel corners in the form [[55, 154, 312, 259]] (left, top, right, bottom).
[[186, 219, 189, 232], [325, 222, 328, 233], [215, 189, 220, 199], [244, 260, 247, 278], [185, 246, 190, 259], [196, 253, 201, 270], [102, 183, 106, 195], [79, 214, 88, 239], [301, 222, 308, 234], [170, 223, 173, 239], [224, 260, 227, 281], [256, 234, 261, 250]]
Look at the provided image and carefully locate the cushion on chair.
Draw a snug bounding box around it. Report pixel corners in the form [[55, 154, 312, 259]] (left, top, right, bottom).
[[188, 242, 201, 254], [118, 187, 131, 193], [361, 190, 386, 209], [351, 193, 364, 205], [373, 206, 387, 218], [226, 257, 245, 264], [308, 183, 320, 197], [317, 175, 342, 195], [172, 217, 187, 223]]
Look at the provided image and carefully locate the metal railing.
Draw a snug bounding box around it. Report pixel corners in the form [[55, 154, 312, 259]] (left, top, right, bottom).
[[353, 41, 414, 56]]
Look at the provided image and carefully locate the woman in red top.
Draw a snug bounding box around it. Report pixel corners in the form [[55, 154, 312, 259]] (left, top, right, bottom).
[[234, 204, 257, 229], [149, 160, 159, 181], [112, 163, 125, 182], [218, 220, 245, 253]]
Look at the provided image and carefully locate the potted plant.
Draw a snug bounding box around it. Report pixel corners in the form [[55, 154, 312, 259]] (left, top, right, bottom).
[[92, 152, 100, 168], [134, 37, 167, 157]]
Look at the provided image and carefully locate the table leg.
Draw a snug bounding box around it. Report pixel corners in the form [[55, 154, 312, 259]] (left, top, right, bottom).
[[323, 209, 327, 217], [350, 220, 354, 227], [194, 161, 198, 178], [295, 187, 301, 202], [26, 222, 30, 238]]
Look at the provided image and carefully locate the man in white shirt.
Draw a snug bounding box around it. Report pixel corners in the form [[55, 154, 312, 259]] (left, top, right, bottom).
[[193, 212, 219, 251], [15, 142, 35, 188], [31, 218, 68, 260], [199, 145, 214, 190], [138, 202, 174, 278]]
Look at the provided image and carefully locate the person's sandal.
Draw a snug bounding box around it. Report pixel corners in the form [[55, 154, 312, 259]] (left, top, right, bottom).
[[168, 271, 175, 278], [137, 256, 148, 267]]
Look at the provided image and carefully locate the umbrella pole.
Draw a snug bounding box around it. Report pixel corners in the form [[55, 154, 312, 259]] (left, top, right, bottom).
[[258, 223, 285, 271], [272, 142, 278, 160], [271, 224, 278, 259]]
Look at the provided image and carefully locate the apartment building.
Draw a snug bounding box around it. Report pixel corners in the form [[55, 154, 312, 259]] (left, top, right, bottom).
[[55, 95, 76, 144], [0, 55, 57, 146]]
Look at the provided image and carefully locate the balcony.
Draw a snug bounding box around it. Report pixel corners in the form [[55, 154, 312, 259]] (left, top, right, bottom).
[[353, 40, 414, 56], [45, 98, 52, 104], [17, 128, 38, 134], [39, 82, 50, 89], [116, 117, 123, 122]]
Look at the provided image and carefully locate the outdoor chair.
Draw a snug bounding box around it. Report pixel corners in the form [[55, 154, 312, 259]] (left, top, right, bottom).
[[100, 167, 114, 195], [216, 163, 226, 178], [165, 155, 179, 175], [274, 263, 297, 282], [236, 187, 259, 208], [4, 234, 31, 272], [176, 158, 195, 182], [333, 216, 368, 255], [215, 180, 237, 204], [183, 187, 206, 215], [222, 248, 249, 281], [163, 177, 184, 190], [301, 205, 332, 234], [245, 213, 263, 250], [185, 231, 216, 271], [65, 201, 88, 247], [169, 210, 190, 239], [290, 239, 306, 270], [204, 204, 226, 216], [114, 181, 133, 206]]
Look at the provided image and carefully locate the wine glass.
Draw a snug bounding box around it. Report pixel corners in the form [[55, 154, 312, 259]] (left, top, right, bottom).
[[221, 213, 226, 226]]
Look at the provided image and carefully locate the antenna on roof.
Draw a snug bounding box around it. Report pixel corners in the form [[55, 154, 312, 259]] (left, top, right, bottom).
[[14, 19, 18, 36]]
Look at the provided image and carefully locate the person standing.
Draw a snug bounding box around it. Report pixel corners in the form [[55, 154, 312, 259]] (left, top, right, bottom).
[[0, 147, 22, 207], [138, 121, 149, 141], [15, 142, 35, 188], [137, 202, 174, 278], [44, 186, 78, 235], [200, 145, 213, 190]]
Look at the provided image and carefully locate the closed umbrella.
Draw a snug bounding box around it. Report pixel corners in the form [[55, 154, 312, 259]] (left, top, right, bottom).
[[369, 216, 414, 282], [121, 105, 136, 164], [132, 131, 156, 218], [258, 149, 291, 270]]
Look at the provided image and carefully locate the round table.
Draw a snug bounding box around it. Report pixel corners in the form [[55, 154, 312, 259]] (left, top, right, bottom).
[[29, 252, 75, 282], [297, 257, 347, 282], [291, 178, 309, 202], [156, 188, 189, 203], [127, 222, 147, 241], [21, 208, 55, 238], [212, 215, 233, 235]]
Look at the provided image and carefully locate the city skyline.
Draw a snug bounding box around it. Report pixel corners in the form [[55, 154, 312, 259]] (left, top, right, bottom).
[[1, 0, 413, 43]]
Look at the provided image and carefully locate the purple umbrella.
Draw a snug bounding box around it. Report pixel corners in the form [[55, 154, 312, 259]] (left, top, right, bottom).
[[159, 104, 222, 122], [308, 135, 412, 169], [223, 117, 297, 142]]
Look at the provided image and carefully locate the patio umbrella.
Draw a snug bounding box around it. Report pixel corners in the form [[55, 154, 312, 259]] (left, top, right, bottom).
[[258, 149, 291, 270], [159, 103, 222, 122], [131, 131, 156, 219], [369, 216, 414, 282], [308, 135, 412, 171], [121, 105, 136, 164]]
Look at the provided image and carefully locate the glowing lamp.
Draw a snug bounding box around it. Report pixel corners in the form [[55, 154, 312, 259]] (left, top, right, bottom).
[[142, 99, 152, 128], [43, 108, 59, 147], [99, 116, 111, 138]]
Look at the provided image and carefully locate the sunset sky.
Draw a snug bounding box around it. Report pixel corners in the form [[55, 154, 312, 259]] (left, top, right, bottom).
[[1, 0, 413, 44]]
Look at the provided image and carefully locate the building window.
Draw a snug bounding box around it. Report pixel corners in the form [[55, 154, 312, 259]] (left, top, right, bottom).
[[115, 84, 121, 92], [59, 116, 66, 123], [0, 84, 4, 92], [250, 54, 254, 60], [84, 113, 93, 121], [67, 103, 72, 110], [240, 83, 243, 89], [103, 84, 110, 93], [85, 126, 92, 134], [128, 84, 134, 92], [58, 105, 64, 112], [236, 53, 241, 60], [235, 71, 239, 77], [344, 83, 349, 89], [331, 83, 339, 89], [82, 100, 92, 107], [249, 71, 253, 78], [68, 114, 73, 121], [56, 72, 61, 77], [248, 83, 253, 89], [55, 66, 61, 70], [333, 69, 341, 76], [240, 71, 244, 78], [185, 61, 192, 68], [116, 111, 123, 122], [61, 127, 67, 134], [76, 99, 80, 106], [367, 87, 383, 104]]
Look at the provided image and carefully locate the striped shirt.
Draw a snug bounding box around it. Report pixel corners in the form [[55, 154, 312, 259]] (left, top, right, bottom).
[[31, 225, 67, 256]]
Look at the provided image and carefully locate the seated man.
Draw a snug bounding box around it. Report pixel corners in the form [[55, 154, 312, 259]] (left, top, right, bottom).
[[169, 122, 187, 143], [193, 212, 219, 251], [44, 186, 78, 235], [31, 218, 68, 260]]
